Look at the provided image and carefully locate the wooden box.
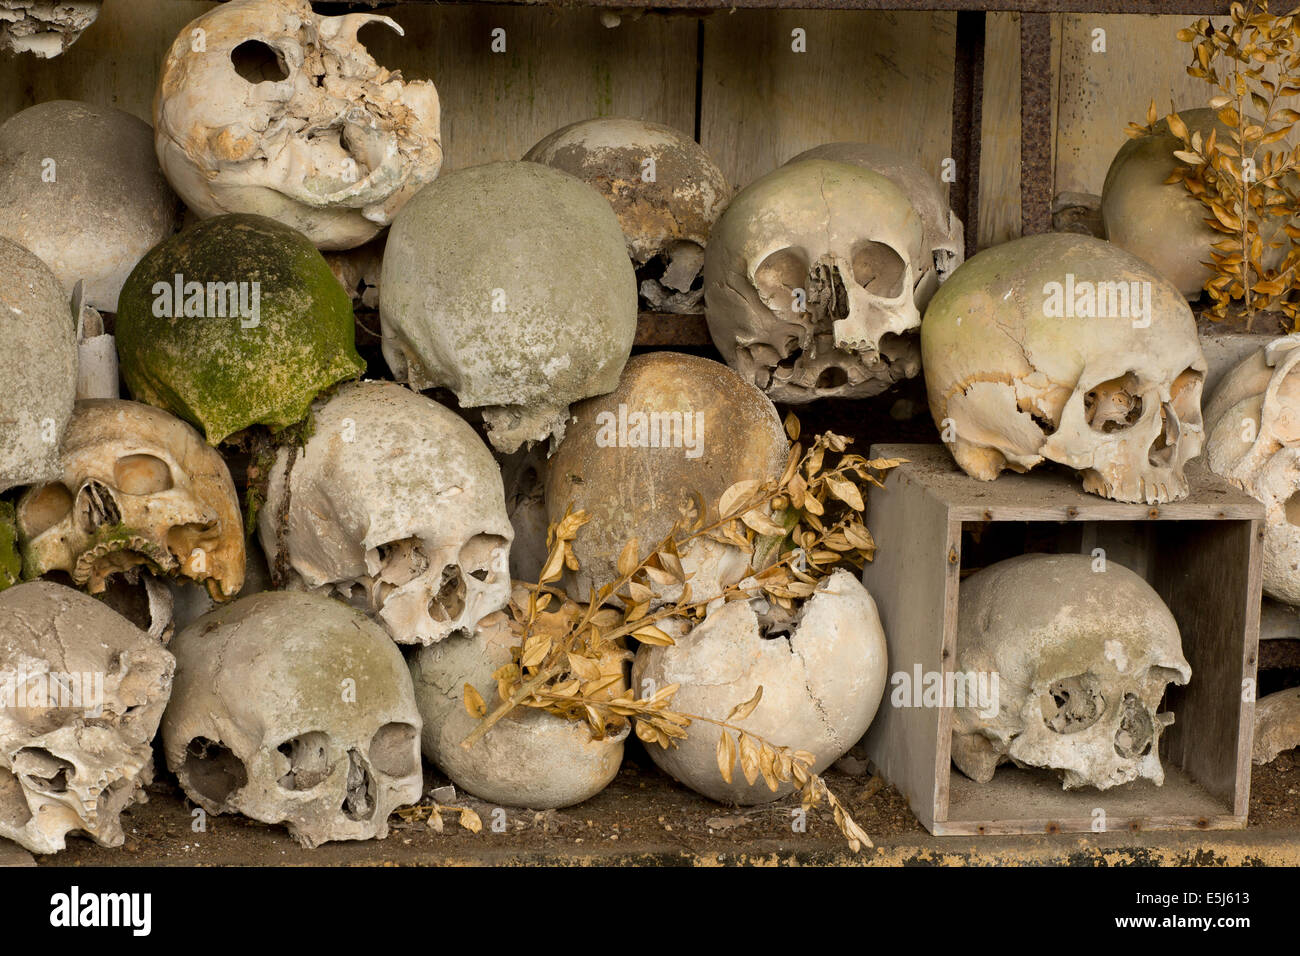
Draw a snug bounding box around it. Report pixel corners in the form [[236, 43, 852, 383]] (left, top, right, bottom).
[[861, 443, 1265, 836]]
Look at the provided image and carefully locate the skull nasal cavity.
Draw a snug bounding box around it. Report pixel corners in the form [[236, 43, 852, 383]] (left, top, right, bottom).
[[231, 40, 289, 84], [114, 454, 173, 495], [852, 241, 906, 297], [342, 749, 376, 821], [429, 566, 467, 621], [1041, 674, 1105, 734], [1114, 694, 1155, 758], [76, 480, 121, 533]]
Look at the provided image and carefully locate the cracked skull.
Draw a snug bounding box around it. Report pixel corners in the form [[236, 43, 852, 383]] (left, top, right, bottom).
[[0, 581, 174, 855], [951, 554, 1190, 791], [154, 0, 442, 250], [258, 381, 512, 646], [523, 117, 730, 314], [787, 142, 964, 309], [380, 161, 637, 453], [703, 158, 927, 403], [922, 233, 1206, 504], [160, 590, 423, 848], [17, 399, 245, 600], [1204, 341, 1300, 604], [0, 2, 100, 57], [631, 571, 888, 805]]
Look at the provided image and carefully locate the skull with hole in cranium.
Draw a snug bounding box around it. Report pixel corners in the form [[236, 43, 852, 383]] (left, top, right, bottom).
[[17, 399, 245, 601], [703, 158, 927, 403], [258, 381, 512, 646], [922, 233, 1206, 504], [951, 554, 1191, 790], [154, 0, 441, 250], [1204, 341, 1300, 604], [161, 590, 423, 848], [0, 581, 175, 854]]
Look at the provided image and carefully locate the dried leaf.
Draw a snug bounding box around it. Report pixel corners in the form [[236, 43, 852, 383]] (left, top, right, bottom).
[[727, 685, 764, 721], [463, 683, 486, 719], [617, 538, 639, 577], [716, 731, 737, 784]]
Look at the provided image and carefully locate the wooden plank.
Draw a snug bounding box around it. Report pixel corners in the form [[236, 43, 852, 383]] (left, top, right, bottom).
[[1053, 13, 1206, 199], [700, 10, 956, 191], [871, 444, 1265, 521], [1152, 518, 1261, 816], [862, 455, 961, 831]]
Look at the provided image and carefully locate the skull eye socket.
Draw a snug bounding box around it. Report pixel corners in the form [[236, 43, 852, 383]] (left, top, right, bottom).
[[276, 731, 332, 791], [230, 39, 289, 84], [754, 247, 809, 313], [114, 454, 173, 496], [458, 533, 508, 582], [18, 482, 73, 537], [368, 722, 418, 778], [1084, 373, 1143, 432], [182, 736, 248, 805], [851, 241, 906, 298], [1040, 674, 1105, 734]]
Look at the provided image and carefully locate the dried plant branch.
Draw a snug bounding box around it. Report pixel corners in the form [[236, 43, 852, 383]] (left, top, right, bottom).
[[459, 413, 900, 852]]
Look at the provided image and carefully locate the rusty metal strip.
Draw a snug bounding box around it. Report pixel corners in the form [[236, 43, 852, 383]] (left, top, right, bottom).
[[1019, 11, 1052, 236], [369, 2, 1237, 13]]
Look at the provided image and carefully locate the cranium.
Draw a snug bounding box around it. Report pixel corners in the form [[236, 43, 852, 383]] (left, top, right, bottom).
[[523, 117, 730, 314], [544, 352, 789, 606], [951, 554, 1191, 790], [922, 233, 1206, 504], [0, 581, 175, 854], [1, 237, 77, 494], [631, 570, 888, 805], [410, 608, 629, 808], [703, 158, 927, 403], [787, 142, 964, 308], [16, 399, 246, 600], [161, 590, 423, 848], [115, 213, 365, 446], [258, 381, 513, 646], [1204, 340, 1300, 604], [0, 100, 182, 313], [154, 0, 442, 249], [380, 161, 637, 453]]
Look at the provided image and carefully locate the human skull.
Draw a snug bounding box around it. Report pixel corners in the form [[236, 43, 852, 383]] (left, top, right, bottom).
[[259, 381, 513, 646], [1204, 340, 1300, 604], [922, 233, 1206, 504], [0, 100, 182, 313], [410, 609, 629, 808], [161, 590, 423, 848], [0, 2, 100, 57], [115, 213, 365, 446], [0, 581, 174, 855], [632, 571, 888, 805], [17, 399, 245, 600], [787, 142, 964, 309], [1253, 687, 1300, 764], [951, 553, 1191, 790], [154, 0, 442, 250], [380, 161, 637, 453], [1102, 109, 1248, 300], [1, 237, 77, 494], [703, 158, 927, 404], [523, 117, 730, 314], [545, 352, 788, 605]]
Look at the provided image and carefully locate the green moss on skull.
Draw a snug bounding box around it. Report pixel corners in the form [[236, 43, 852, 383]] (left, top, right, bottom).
[[0, 501, 20, 591], [115, 214, 365, 445]]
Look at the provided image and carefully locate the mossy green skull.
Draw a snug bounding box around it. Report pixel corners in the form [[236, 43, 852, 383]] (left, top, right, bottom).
[[116, 214, 365, 445], [0, 502, 19, 592]]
